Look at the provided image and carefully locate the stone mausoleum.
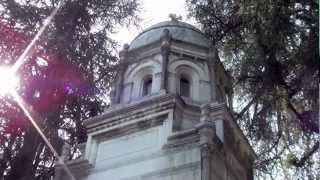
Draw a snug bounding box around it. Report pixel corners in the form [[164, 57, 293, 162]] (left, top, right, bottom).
[[55, 19, 256, 180]]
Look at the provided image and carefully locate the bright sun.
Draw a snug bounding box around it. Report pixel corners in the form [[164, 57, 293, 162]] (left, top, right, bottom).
[[0, 67, 20, 96]]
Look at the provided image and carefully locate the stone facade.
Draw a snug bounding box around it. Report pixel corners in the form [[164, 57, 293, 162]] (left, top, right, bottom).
[[55, 20, 255, 180]]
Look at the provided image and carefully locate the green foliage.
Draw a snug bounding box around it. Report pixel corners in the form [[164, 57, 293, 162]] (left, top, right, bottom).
[[187, 0, 319, 179], [0, 0, 139, 179]]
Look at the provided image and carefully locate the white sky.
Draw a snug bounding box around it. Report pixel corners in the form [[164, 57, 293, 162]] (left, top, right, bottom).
[[112, 0, 197, 47]]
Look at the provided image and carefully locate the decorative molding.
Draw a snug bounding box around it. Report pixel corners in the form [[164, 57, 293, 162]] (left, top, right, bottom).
[[126, 41, 209, 67], [94, 115, 166, 142], [84, 94, 175, 129], [164, 128, 200, 149]]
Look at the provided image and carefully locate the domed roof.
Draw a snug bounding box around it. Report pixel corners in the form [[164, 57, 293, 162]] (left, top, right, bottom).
[[129, 20, 210, 50]]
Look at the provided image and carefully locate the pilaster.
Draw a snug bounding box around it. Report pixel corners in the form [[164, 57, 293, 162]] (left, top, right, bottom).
[[207, 46, 219, 102], [113, 44, 129, 104], [197, 104, 217, 180], [160, 29, 171, 92]]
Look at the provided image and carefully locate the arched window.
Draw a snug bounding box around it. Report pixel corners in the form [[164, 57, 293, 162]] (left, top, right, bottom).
[[179, 77, 190, 97], [142, 77, 152, 96]]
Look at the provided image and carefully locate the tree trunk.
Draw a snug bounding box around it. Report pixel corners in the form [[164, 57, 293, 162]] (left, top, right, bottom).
[[6, 126, 40, 180]]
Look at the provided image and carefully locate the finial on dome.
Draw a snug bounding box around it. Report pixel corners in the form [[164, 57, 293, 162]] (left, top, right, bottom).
[[169, 14, 182, 22]]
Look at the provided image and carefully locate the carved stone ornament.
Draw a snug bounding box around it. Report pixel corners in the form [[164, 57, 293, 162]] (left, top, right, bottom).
[[169, 13, 182, 22], [160, 28, 171, 47], [119, 43, 129, 61]]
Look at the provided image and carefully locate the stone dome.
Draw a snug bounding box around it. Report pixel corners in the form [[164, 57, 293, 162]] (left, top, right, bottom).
[[129, 20, 210, 50]]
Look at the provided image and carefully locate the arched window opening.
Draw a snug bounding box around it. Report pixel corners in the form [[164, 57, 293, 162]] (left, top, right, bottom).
[[142, 78, 152, 96], [180, 77, 190, 97]]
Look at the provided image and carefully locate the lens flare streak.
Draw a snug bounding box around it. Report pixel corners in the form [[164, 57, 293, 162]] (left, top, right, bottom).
[[3, 1, 77, 179], [11, 91, 76, 180], [0, 67, 19, 95], [12, 2, 63, 73]]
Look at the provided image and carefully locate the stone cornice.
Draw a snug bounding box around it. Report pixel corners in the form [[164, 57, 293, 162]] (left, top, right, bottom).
[[170, 43, 208, 60], [93, 115, 166, 142], [129, 38, 209, 54], [126, 40, 209, 65], [168, 128, 198, 140], [84, 94, 177, 133], [164, 128, 200, 149]]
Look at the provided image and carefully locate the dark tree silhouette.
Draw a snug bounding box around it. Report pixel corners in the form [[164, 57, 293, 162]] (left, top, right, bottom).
[[187, 0, 319, 179], [0, 0, 139, 179]]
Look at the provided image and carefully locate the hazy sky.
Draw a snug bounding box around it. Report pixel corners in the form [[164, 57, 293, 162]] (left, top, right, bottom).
[[112, 0, 197, 47]]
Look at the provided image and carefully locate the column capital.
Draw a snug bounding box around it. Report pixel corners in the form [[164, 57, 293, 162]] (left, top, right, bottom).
[[119, 43, 129, 61], [208, 45, 219, 63], [160, 29, 171, 53], [160, 29, 171, 44]]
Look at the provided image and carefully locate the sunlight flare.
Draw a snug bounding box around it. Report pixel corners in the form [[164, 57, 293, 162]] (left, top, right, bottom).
[[12, 2, 63, 73], [11, 91, 76, 180], [0, 67, 19, 96], [0, 2, 76, 179]]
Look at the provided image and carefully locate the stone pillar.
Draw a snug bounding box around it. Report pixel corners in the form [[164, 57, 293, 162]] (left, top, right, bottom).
[[200, 143, 213, 180], [113, 44, 129, 104], [160, 29, 171, 92], [208, 45, 219, 102], [197, 104, 216, 180]]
